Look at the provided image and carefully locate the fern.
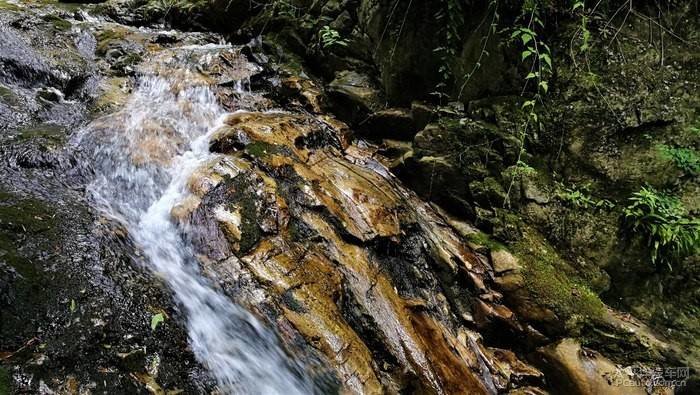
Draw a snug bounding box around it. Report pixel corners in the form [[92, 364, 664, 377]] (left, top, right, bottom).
[[319, 26, 348, 49], [623, 187, 700, 266]]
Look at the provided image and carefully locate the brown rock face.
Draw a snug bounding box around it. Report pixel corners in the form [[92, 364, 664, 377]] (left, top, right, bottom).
[[536, 339, 660, 395], [175, 107, 545, 393]]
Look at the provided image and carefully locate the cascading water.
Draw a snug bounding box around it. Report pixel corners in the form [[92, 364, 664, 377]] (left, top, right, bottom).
[[76, 44, 315, 394]]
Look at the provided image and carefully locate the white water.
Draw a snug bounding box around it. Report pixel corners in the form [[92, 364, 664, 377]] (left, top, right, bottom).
[[80, 46, 315, 394]]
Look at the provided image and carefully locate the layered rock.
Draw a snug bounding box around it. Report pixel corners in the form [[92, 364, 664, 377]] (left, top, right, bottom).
[[161, 108, 552, 393]]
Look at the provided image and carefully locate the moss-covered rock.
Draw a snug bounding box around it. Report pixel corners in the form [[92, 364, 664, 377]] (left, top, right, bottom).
[[0, 366, 10, 395], [512, 231, 606, 326]]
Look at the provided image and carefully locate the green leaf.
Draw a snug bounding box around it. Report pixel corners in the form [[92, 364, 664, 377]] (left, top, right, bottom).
[[539, 80, 549, 93], [522, 50, 533, 61], [540, 53, 552, 68], [521, 100, 535, 109], [151, 313, 165, 331], [521, 33, 533, 45], [70, 299, 77, 313]]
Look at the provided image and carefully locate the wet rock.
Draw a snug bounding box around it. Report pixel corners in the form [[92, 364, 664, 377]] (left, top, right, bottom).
[[36, 87, 64, 103], [0, 5, 232, 393], [327, 70, 382, 123], [94, 26, 145, 75], [210, 112, 344, 161], [535, 339, 648, 395], [181, 106, 545, 393], [399, 154, 473, 217], [279, 75, 325, 113], [0, 6, 96, 132], [0, 23, 56, 87], [471, 177, 508, 208], [491, 249, 521, 274], [376, 139, 413, 170], [494, 272, 524, 293]]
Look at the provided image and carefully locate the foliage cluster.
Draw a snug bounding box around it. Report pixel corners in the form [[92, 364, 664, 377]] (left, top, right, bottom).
[[142, 0, 206, 17], [319, 25, 348, 49], [657, 144, 700, 176], [556, 184, 614, 209], [623, 186, 699, 266]]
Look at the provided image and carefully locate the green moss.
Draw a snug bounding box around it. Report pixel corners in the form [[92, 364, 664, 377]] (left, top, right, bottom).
[[0, 0, 20, 11], [42, 14, 72, 31], [120, 52, 142, 65], [287, 217, 315, 242], [0, 192, 56, 234], [222, 176, 262, 254], [513, 231, 606, 322], [235, 194, 260, 254], [244, 141, 284, 158], [577, 71, 600, 90], [0, 191, 61, 343], [0, 84, 18, 106], [281, 290, 307, 313], [95, 28, 128, 56], [465, 231, 506, 251], [0, 192, 56, 279], [0, 366, 10, 395], [467, 226, 605, 322], [16, 124, 66, 146]]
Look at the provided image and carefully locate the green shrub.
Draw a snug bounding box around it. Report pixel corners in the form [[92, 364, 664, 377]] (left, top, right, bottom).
[[319, 26, 348, 49], [622, 186, 699, 266], [657, 144, 699, 176]]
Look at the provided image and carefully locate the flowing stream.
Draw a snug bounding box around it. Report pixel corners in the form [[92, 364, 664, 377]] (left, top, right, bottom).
[[77, 43, 315, 394]]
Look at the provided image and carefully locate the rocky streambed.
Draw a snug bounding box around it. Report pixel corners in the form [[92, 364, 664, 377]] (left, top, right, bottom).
[[0, 1, 693, 394]]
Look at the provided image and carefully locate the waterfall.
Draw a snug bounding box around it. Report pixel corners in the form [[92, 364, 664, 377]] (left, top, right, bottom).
[[78, 45, 315, 394]]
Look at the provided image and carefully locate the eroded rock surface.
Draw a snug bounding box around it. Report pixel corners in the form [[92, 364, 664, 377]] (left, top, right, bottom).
[[178, 108, 544, 393], [2, 1, 694, 394]]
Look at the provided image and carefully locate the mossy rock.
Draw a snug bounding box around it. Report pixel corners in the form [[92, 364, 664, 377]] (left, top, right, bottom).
[[0, 366, 10, 395], [474, 223, 605, 336], [95, 27, 128, 56], [15, 124, 67, 147], [486, 229, 605, 330], [0, 84, 19, 106], [0, 0, 20, 11], [512, 231, 606, 325], [244, 141, 287, 159], [0, 191, 66, 349], [465, 231, 506, 252], [41, 14, 72, 31]]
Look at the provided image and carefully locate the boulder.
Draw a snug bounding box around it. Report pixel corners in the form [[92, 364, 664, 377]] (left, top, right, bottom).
[[411, 101, 435, 131], [327, 70, 381, 123], [536, 339, 648, 395], [490, 249, 521, 274]]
